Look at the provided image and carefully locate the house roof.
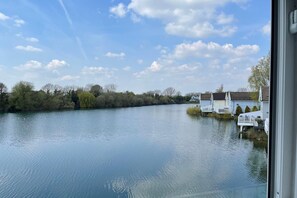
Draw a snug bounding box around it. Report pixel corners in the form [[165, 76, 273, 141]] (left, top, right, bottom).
[[230, 92, 258, 100], [212, 92, 225, 100], [201, 93, 211, 100], [262, 86, 269, 101]]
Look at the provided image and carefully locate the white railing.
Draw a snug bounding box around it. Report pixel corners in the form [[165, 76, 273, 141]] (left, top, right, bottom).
[[201, 105, 213, 113], [216, 107, 231, 114], [237, 111, 262, 127], [238, 115, 255, 125]]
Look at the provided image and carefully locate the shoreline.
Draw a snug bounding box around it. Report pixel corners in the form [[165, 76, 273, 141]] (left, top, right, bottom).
[[187, 106, 268, 148]]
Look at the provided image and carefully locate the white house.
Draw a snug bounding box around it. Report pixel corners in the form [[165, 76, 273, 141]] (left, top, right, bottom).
[[228, 92, 259, 115], [212, 92, 229, 114], [200, 93, 213, 113]]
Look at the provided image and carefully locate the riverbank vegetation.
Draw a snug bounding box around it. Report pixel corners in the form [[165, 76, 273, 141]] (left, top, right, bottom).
[[240, 128, 268, 148], [186, 106, 201, 116], [0, 81, 191, 113]]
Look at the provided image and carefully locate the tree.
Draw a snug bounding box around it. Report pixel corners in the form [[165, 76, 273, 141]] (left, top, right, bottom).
[[245, 106, 251, 113], [104, 84, 117, 93], [71, 90, 80, 109], [162, 87, 176, 96], [78, 91, 95, 108], [9, 81, 34, 111], [216, 84, 224, 93], [0, 83, 9, 112], [248, 53, 270, 91], [0, 83, 7, 94], [90, 84, 103, 97], [236, 105, 243, 115], [252, 106, 259, 112], [237, 88, 248, 92], [41, 83, 55, 94]]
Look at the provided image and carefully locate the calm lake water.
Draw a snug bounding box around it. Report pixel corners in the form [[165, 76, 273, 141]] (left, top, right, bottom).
[[0, 104, 267, 197]]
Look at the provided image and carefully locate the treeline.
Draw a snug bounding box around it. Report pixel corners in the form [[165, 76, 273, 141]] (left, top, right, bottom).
[[0, 82, 191, 113]]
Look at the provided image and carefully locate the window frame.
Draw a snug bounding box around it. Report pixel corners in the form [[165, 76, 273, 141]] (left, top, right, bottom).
[[269, 0, 297, 197]]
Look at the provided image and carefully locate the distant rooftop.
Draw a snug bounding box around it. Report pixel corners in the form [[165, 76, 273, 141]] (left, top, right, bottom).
[[212, 92, 225, 100], [230, 92, 258, 101], [201, 93, 211, 100]]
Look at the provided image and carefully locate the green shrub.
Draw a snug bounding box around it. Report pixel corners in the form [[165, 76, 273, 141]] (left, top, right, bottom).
[[252, 106, 258, 112], [186, 106, 201, 116], [245, 106, 251, 113], [235, 105, 243, 115]]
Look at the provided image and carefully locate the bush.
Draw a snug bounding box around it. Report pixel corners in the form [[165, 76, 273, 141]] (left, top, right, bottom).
[[235, 105, 243, 115], [78, 91, 95, 108], [215, 113, 233, 120], [252, 106, 258, 112], [186, 106, 201, 116], [245, 106, 251, 113]]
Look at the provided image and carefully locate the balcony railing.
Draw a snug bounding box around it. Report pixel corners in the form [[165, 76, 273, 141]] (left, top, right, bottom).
[[237, 111, 262, 128], [201, 105, 213, 113], [216, 107, 231, 114]]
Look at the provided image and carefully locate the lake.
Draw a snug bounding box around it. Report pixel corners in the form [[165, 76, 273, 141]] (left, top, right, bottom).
[[0, 104, 267, 197]]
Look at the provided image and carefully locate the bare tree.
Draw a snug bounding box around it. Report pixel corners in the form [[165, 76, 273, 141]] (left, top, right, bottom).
[[0, 83, 7, 94], [41, 83, 55, 93], [104, 84, 117, 93], [237, 87, 248, 92], [215, 84, 224, 93], [163, 87, 176, 96]]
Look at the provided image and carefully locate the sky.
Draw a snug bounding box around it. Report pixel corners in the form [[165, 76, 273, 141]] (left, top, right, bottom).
[[0, 0, 271, 94]]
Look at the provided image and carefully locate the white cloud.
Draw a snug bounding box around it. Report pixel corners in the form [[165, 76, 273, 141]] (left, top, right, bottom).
[[262, 21, 271, 36], [47, 59, 67, 70], [110, 3, 127, 18], [148, 61, 161, 72], [127, 0, 244, 38], [130, 12, 141, 23], [105, 52, 126, 58], [14, 19, 25, 27], [137, 59, 143, 64], [217, 13, 234, 25], [167, 64, 199, 73], [60, 75, 80, 81], [82, 66, 114, 78], [134, 61, 162, 78], [0, 12, 10, 21], [155, 45, 169, 55], [82, 66, 108, 74], [14, 60, 42, 71], [26, 37, 39, 42], [170, 40, 259, 59], [15, 45, 43, 52], [123, 66, 131, 71], [16, 34, 39, 42], [134, 40, 259, 89]]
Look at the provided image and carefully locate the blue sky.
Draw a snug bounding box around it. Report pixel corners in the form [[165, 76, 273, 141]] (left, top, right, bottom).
[[0, 0, 270, 94]]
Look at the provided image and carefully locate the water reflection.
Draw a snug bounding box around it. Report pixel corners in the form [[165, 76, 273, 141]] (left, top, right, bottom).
[[246, 147, 267, 183], [0, 105, 267, 197]]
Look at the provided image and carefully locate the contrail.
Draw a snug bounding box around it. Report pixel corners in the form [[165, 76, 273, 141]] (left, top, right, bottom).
[[58, 0, 88, 60], [58, 0, 73, 26]]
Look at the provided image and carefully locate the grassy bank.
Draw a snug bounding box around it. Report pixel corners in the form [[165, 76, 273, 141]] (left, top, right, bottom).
[[187, 107, 233, 120], [240, 128, 268, 148], [186, 106, 201, 116]]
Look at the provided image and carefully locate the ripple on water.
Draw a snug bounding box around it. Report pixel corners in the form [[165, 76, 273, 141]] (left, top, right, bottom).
[[0, 105, 267, 197]]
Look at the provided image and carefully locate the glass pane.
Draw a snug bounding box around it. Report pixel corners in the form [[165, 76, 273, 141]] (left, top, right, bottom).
[[0, 0, 270, 197]]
